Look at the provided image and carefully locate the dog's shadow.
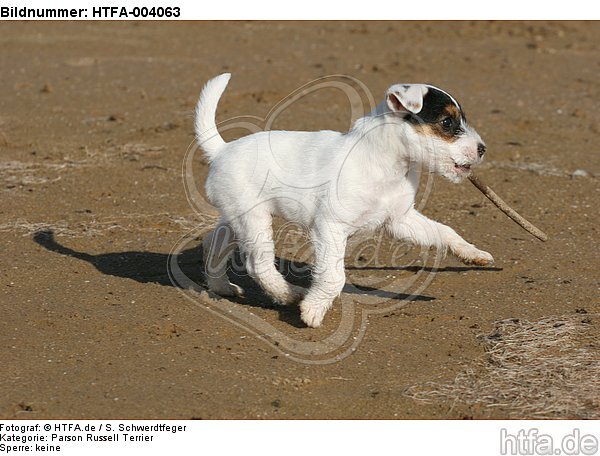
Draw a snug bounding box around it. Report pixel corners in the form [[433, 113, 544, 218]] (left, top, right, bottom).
[[33, 230, 500, 327]]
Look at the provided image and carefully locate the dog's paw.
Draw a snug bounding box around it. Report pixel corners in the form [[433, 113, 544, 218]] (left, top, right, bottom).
[[457, 245, 494, 266], [471, 250, 494, 266], [210, 281, 244, 298], [300, 301, 328, 328]]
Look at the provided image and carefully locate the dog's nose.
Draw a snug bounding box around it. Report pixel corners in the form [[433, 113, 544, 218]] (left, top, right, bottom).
[[477, 143, 486, 158]]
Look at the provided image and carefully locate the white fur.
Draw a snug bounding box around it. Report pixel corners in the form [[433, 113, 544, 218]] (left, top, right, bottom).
[[195, 72, 231, 161], [196, 74, 493, 328]]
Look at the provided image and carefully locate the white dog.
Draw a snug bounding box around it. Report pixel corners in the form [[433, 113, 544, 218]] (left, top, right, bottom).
[[196, 73, 493, 328]]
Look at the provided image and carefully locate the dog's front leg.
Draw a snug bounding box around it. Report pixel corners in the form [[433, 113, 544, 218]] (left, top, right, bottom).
[[300, 227, 347, 328], [387, 208, 494, 266]]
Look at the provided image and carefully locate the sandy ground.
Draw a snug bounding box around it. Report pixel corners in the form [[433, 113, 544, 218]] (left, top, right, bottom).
[[0, 21, 598, 419]]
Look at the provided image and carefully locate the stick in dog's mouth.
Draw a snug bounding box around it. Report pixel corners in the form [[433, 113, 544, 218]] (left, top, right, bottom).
[[468, 173, 548, 242]]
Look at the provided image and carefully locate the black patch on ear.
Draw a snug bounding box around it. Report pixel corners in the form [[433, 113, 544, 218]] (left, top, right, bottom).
[[404, 87, 465, 125]]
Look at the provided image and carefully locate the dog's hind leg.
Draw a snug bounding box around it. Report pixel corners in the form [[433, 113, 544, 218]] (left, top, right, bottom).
[[233, 213, 306, 306], [202, 221, 244, 297], [299, 225, 347, 328]]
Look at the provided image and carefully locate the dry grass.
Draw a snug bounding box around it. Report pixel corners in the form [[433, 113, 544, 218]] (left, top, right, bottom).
[[0, 213, 218, 237], [405, 314, 600, 419], [0, 143, 169, 187], [0, 160, 87, 186]]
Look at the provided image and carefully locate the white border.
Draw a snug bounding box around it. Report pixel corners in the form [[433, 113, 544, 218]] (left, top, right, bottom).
[[1, 420, 599, 455], [1, 0, 599, 19]]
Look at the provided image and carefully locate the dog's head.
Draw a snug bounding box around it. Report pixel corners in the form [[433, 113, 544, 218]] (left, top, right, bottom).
[[385, 84, 486, 182]]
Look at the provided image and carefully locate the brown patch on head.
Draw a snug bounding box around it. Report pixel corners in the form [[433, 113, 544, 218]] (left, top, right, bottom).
[[404, 90, 465, 142], [411, 123, 459, 143], [444, 104, 461, 119]]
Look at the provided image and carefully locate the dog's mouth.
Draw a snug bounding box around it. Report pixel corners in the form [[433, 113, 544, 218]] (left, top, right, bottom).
[[453, 161, 473, 174]]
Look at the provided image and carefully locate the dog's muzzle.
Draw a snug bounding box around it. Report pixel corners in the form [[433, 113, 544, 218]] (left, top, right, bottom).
[[477, 143, 486, 158]]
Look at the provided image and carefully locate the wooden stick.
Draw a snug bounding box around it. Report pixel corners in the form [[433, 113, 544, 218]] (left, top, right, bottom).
[[468, 173, 548, 242]]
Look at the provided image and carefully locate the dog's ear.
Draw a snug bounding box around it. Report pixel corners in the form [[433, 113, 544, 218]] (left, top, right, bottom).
[[386, 84, 428, 114]]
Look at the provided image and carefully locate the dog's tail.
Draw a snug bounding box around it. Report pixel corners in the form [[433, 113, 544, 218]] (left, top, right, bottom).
[[195, 73, 231, 162]]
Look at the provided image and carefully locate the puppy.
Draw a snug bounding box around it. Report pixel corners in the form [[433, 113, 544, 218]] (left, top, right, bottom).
[[196, 74, 493, 328]]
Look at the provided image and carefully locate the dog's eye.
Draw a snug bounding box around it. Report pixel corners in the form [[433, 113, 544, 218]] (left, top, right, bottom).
[[441, 117, 453, 131]]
